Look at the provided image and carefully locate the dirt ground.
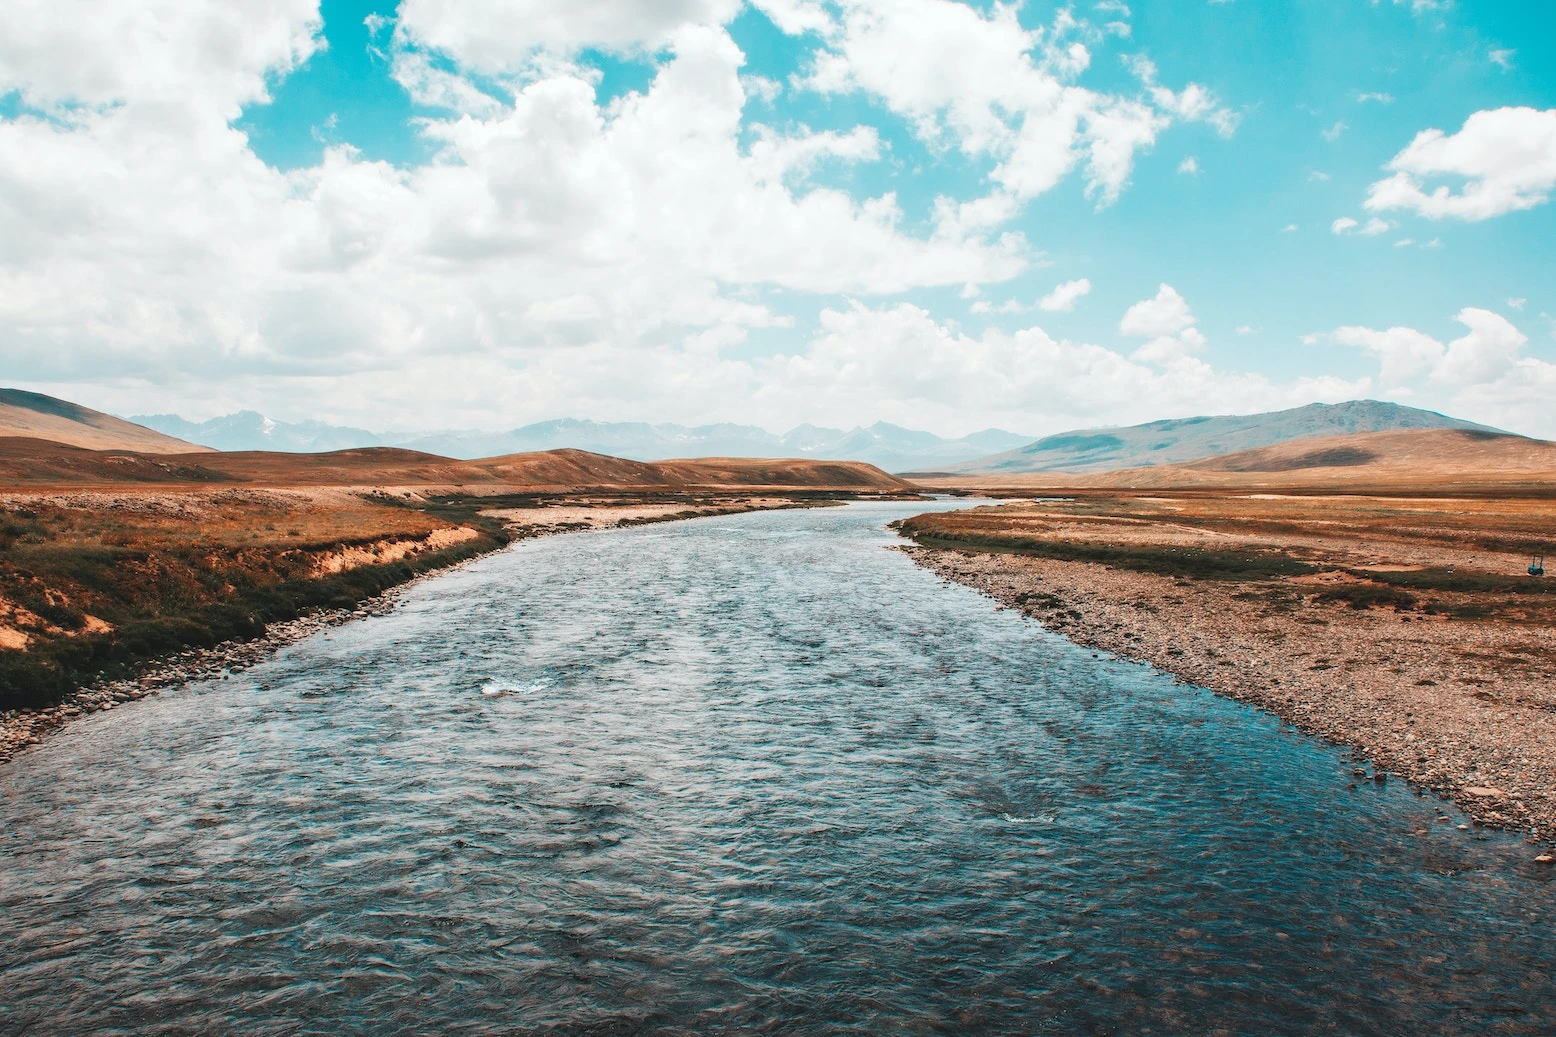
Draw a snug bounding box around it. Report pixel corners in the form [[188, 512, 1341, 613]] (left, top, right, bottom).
[[898, 493, 1556, 847]]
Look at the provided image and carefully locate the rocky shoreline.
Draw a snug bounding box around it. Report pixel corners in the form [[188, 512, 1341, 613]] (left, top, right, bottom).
[[905, 544, 1556, 856]]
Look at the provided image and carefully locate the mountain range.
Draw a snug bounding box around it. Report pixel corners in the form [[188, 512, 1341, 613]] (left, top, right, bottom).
[[129, 412, 1034, 472], [0, 390, 1519, 478], [927, 400, 1503, 475]]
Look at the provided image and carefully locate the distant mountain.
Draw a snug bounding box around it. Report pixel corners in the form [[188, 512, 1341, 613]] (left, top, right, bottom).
[[1, 388, 207, 454], [134, 411, 387, 453], [930, 401, 1503, 475], [131, 413, 1032, 471]]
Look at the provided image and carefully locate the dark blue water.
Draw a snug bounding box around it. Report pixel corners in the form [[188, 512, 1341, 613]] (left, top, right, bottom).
[[2, 502, 1552, 1036]]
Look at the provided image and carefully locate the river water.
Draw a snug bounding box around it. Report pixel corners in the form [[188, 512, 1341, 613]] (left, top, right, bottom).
[[2, 502, 1553, 1035]]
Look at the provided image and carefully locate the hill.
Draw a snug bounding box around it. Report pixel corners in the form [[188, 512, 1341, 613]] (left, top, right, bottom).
[[0, 389, 207, 454], [914, 428, 1556, 493], [0, 440, 910, 493], [929, 400, 1499, 476], [131, 412, 1031, 471]]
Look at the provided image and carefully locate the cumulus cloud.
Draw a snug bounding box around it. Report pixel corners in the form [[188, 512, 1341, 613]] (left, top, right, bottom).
[[1332, 216, 1389, 236], [1364, 107, 1556, 221], [1037, 278, 1093, 312], [753, 301, 1360, 434], [0, 3, 1039, 429], [790, 1, 1233, 207], [392, 0, 741, 69], [1119, 283, 1206, 364]]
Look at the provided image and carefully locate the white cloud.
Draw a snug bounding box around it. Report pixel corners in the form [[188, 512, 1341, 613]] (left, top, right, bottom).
[[0, 0, 323, 112], [740, 73, 782, 104], [0, 8, 1036, 431], [391, 0, 741, 70], [1121, 284, 1194, 337], [1037, 278, 1093, 312], [1356, 92, 1394, 104], [1394, 238, 1415, 247], [1281, 223, 1298, 232], [754, 301, 1361, 434], [1508, 297, 1526, 310], [1323, 121, 1347, 141], [1177, 155, 1199, 175], [1364, 107, 1556, 221], [1358, 216, 1391, 236], [1330, 324, 1446, 385], [751, 0, 836, 35], [1119, 283, 1206, 364], [790, 1, 1231, 208], [1331, 216, 1359, 234], [1489, 48, 1515, 70]]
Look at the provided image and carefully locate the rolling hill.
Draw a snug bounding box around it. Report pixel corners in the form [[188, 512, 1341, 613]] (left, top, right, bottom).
[[0, 389, 207, 454], [131, 412, 1031, 471], [928, 400, 1501, 476], [915, 428, 1556, 493], [0, 439, 910, 493]]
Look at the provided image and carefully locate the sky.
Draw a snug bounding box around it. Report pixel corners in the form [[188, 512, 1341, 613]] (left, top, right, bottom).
[[2, 0, 1554, 439]]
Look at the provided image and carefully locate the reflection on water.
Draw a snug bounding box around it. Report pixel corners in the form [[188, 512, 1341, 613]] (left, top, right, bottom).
[[2, 502, 1552, 1035]]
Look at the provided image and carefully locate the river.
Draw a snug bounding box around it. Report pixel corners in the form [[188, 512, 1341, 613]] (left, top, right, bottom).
[[2, 501, 1552, 1035]]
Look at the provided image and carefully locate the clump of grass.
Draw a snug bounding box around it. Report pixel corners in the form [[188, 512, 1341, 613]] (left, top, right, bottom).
[[1314, 584, 1418, 611], [900, 524, 1316, 582]]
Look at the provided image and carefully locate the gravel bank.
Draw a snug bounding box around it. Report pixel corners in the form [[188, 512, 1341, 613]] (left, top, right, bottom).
[[906, 545, 1556, 849]]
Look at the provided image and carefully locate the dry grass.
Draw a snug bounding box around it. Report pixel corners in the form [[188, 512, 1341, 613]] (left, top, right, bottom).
[[0, 488, 503, 708]]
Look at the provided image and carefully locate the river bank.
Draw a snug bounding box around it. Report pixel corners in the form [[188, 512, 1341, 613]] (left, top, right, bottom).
[[0, 496, 833, 763], [898, 495, 1556, 848]]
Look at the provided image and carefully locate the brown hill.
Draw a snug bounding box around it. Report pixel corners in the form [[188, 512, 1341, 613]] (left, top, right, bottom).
[[0, 389, 208, 454], [0, 440, 909, 492], [913, 429, 1556, 494]]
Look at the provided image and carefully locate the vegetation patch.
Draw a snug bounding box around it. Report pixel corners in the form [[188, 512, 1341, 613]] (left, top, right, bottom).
[[0, 494, 511, 711], [1314, 584, 1419, 611], [901, 524, 1316, 582]]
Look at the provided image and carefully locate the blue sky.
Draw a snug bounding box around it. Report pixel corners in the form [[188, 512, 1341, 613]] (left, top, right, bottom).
[[2, 0, 1554, 437]]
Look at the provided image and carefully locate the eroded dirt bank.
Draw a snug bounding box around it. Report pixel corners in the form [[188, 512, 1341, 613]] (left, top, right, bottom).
[[0, 495, 835, 763], [899, 494, 1556, 847]]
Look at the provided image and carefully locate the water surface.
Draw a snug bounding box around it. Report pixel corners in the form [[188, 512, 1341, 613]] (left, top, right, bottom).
[[2, 502, 1552, 1035]]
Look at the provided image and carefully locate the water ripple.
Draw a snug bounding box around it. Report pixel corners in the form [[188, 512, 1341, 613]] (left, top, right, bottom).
[[1, 502, 1553, 1035]]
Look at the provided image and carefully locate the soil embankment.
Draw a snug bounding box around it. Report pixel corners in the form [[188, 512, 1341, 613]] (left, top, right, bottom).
[[897, 493, 1556, 844]]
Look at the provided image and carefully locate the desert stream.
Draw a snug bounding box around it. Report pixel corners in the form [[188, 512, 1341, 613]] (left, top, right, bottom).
[[2, 502, 1553, 1035]]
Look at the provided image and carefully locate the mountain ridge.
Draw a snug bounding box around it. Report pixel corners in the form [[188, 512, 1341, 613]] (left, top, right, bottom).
[[926, 400, 1503, 475]]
